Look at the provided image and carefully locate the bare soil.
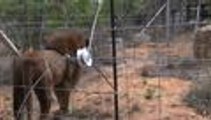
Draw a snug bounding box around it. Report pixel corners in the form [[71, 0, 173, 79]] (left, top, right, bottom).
[[0, 34, 209, 120]]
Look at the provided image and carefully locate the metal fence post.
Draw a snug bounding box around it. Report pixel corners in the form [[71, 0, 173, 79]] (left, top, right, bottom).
[[110, 0, 119, 120], [166, 0, 171, 41]]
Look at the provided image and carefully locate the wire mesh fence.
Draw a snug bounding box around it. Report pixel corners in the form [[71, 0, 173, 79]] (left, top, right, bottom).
[[0, 0, 211, 120]]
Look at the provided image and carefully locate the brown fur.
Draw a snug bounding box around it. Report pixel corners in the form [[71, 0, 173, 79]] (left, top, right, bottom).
[[44, 29, 88, 55], [13, 29, 88, 120]]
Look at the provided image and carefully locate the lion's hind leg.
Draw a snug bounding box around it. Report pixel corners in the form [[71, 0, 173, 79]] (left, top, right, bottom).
[[34, 81, 52, 120]]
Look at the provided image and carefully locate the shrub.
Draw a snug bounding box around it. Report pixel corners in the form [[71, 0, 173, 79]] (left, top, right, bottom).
[[184, 68, 211, 116]]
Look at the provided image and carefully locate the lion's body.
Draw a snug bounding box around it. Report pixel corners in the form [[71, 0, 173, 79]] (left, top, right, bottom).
[[13, 29, 87, 120]]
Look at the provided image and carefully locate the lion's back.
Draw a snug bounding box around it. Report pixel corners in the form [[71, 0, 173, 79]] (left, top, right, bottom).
[[14, 49, 67, 84]]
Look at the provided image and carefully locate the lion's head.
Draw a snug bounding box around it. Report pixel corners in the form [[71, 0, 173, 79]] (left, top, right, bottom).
[[44, 29, 89, 55]]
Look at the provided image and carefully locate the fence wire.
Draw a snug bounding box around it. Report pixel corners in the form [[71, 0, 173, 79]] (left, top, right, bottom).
[[0, 0, 211, 120]]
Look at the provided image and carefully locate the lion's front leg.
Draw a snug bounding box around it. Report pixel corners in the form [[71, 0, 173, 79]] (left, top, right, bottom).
[[55, 82, 70, 112]]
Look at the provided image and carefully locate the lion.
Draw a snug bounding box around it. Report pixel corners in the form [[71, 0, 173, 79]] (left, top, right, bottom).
[[13, 29, 89, 120]]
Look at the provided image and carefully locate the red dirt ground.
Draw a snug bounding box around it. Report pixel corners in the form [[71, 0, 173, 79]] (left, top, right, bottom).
[[0, 34, 209, 120]]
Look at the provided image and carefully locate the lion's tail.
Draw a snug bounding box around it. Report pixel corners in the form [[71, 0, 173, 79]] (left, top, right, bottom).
[[13, 57, 33, 120]]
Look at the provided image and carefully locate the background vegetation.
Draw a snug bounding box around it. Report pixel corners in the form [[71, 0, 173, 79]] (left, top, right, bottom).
[[0, 0, 210, 49]]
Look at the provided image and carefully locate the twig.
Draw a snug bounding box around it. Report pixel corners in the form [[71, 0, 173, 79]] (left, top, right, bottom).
[[139, 2, 167, 36], [0, 30, 21, 56], [88, 0, 104, 50], [93, 65, 114, 90]]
